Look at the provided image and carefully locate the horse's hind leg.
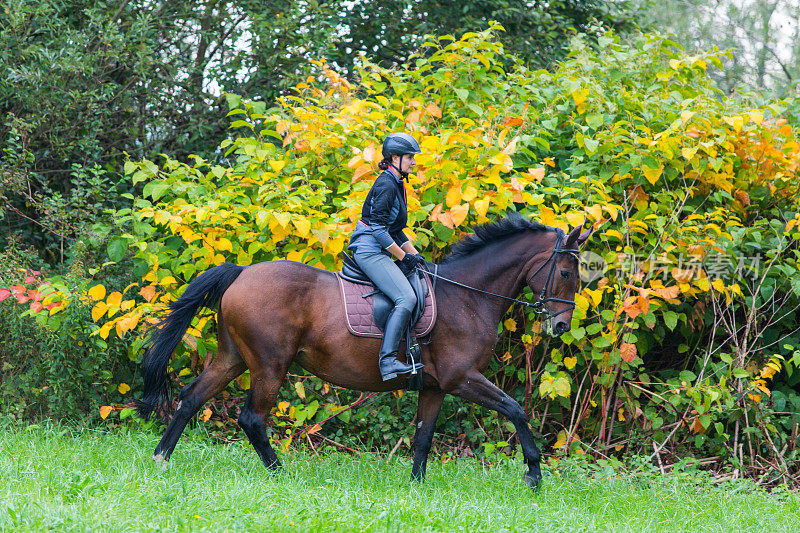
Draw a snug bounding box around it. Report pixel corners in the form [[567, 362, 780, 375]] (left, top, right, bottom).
[[153, 326, 245, 461], [237, 363, 289, 470]]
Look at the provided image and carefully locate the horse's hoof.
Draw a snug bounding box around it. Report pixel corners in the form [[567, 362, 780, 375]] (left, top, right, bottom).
[[523, 472, 542, 490]]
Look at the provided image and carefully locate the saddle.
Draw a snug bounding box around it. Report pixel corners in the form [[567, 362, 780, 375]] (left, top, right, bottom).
[[337, 253, 436, 339], [337, 253, 437, 391]]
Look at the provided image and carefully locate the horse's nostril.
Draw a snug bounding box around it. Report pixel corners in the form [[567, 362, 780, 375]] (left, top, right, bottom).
[[556, 322, 569, 335]]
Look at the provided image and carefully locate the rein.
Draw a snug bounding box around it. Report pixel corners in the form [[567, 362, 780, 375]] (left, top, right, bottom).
[[420, 233, 580, 321]]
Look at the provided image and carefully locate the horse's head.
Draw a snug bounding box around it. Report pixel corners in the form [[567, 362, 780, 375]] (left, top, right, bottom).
[[527, 225, 592, 337]]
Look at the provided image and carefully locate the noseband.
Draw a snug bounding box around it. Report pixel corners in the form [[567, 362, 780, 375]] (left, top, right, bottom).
[[525, 232, 580, 321]]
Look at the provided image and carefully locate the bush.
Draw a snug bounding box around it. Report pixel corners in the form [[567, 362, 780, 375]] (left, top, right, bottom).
[[0, 265, 137, 422], [87, 23, 800, 478]]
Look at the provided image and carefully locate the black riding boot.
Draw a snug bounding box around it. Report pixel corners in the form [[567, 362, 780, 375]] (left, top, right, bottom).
[[379, 307, 417, 381]]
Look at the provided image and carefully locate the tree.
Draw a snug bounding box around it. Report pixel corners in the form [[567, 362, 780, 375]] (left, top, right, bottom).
[[633, 0, 800, 94]]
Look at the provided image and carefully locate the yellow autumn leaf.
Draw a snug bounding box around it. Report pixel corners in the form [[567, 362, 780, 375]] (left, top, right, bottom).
[[286, 249, 305, 262], [574, 293, 590, 312], [553, 430, 568, 449], [216, 237, 233, 253], [695, 277, 710, 292], [450, 204, 469, 226], [553, 376, 571, 397], [584, 288, 604, 307], [158, 276, 177, 286], [503, 318, 517, 332], [461, 185, 478, 202], [292, 217, 311, 238], [294, 381, 306, 400], [539, 206, 556, 227], [140, 285, 156, 302], [88, 284, 106, 301], [473, 198, 490, 218], [200, 408, 212, 422], [269, 159, 286, 173], [603, 205, 619, 221], [98, 323, 113, 340], [489, 152, 513, 171], [106, 291, 122, 307], [445, 186, 462, 207], [566, 211, 585, 228], [324, 235, 345, 255], [564, 356, 577, 370], [571, 88, 590, 106], [585, 204, 603, 222], [352, 163, 374, 182], [91, 302, 108, 322], [118, 383, 130, 394], [273, 211, 291, 228], [642, 165, 663, 185], [99, 406, 113, 420], [749, 110, 763, 124]]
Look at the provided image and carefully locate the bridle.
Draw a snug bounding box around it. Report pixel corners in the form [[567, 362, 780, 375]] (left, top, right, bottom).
[[420, 232, 581, 322], [523, 232, 580, 320]]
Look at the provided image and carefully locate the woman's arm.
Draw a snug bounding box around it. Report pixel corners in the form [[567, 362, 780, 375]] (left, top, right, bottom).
[[400, 241, 419, 255], [386, 242, 407, 260]]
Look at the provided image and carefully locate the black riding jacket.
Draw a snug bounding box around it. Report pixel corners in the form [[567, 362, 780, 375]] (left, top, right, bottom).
[[347, 170, 410, 254]]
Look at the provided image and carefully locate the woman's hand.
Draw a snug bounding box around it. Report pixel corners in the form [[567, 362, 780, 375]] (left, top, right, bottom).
[[397, 253, 422, 275]]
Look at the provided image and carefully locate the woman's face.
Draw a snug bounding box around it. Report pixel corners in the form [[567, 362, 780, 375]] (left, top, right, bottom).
[[392, 154, 416, 174]]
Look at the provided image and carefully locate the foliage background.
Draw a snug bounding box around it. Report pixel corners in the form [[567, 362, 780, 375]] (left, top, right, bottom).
[[2, 0, 800, 485]]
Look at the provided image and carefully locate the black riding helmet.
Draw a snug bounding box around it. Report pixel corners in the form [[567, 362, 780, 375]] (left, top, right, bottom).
[[382, 133, 422, 180]]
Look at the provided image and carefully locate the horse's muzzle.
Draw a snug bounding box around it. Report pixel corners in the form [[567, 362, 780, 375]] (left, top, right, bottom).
[[554, 321, 570, 336]]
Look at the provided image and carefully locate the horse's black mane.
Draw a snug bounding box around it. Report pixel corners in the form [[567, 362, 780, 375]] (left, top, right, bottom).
[[441, 212, 555, 264]]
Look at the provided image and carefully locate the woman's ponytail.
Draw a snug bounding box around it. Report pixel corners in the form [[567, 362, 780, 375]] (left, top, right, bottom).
[[378, 157, 392, 170]]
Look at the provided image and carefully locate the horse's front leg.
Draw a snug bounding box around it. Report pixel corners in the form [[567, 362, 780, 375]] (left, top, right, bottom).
[[411, 388, 446, 482], [450, 370, 542, 489]]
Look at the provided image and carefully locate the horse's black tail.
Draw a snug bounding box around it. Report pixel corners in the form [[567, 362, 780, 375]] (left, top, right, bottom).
[[135, 262, 245, 419]]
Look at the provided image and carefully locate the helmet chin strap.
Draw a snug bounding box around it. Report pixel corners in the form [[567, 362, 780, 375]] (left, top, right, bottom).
[[389, 154, 409, 181]]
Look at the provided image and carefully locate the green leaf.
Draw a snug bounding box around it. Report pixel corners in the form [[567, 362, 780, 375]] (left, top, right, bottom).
[[225, 93, 242, 110], [454, 88, 469, 102], [124, 161, 137, 175], [142, 181, 170, 201], [583, 137, 600, 155], [663, 311, 678, 331], [107, 237, 127, 262]]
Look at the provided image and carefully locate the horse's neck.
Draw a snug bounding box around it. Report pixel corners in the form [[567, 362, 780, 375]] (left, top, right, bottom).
[[437, 237, 546, 317]]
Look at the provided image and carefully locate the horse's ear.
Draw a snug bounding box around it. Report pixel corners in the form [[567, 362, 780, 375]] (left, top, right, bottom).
[[565, 225, 582, 248], [577, 227, 593, 248]]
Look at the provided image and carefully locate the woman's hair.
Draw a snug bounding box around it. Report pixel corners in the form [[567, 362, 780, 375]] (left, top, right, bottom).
[[378, 156, 392, 170]]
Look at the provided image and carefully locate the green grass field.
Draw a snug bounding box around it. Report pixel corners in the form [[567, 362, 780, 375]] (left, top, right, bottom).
[[1, 423, 799, 532]]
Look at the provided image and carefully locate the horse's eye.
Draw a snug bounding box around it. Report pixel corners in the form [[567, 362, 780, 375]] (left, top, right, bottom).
[[560, 270, 570, 279]]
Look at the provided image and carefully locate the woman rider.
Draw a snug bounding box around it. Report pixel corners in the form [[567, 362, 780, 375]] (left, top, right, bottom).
[[347, 133, 425, 381]]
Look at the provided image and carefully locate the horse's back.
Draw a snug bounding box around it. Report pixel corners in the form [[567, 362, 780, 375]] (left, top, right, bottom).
[[222, 260, 337, 314]]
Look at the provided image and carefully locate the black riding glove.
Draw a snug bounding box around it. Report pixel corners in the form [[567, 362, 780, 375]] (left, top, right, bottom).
[[397, 253, 421, 275]]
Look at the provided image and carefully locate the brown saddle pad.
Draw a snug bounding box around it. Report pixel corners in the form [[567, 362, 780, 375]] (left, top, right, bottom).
[[337, 271, 437, 338]]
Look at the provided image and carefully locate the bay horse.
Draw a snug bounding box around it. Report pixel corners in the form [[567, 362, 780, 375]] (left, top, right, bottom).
[[136, 214, 591, 488]]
